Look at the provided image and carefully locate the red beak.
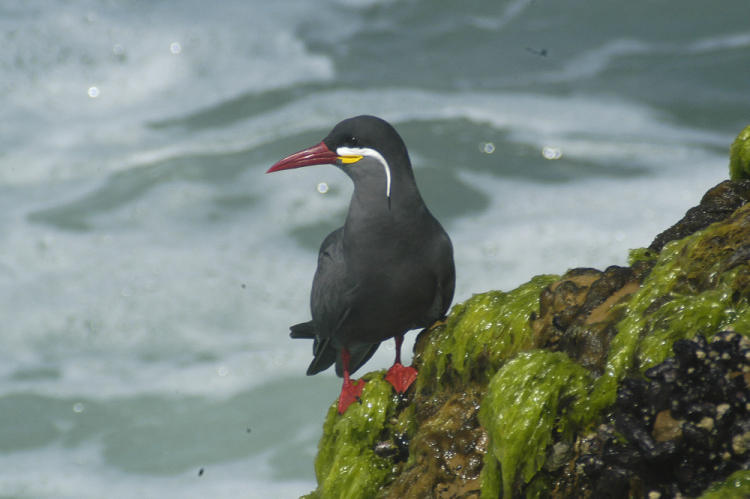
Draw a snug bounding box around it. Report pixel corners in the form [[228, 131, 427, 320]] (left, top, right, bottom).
[[266, 142, 338, 173]]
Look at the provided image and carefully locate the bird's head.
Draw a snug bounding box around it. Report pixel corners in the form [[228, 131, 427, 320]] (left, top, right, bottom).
[[266, 115, 412, 199]]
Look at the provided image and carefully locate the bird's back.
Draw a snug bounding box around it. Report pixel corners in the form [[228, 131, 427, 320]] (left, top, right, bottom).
[[337, 205, 454, 344]]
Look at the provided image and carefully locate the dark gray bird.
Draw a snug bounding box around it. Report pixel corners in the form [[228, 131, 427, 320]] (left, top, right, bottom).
[[267, 115, 455, 413]]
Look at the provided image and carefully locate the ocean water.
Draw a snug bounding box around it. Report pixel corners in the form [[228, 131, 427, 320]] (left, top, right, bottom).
[[1, 0, 748, 497]]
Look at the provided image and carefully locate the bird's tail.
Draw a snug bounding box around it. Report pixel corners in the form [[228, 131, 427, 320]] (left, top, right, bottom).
[[290, 321, 337, 375], [289, 321, 315, 339], [289, 321, 379, 377]]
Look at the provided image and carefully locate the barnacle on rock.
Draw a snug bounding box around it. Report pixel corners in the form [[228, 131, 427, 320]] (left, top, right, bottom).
[[576, 332, 750, 497]]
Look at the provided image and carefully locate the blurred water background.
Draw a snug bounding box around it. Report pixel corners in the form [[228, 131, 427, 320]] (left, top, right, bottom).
[[0, 0, 748, 497]]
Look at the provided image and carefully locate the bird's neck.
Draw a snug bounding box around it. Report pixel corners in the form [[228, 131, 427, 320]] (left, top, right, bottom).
[[350, 171, 422, 215], [344, 175, 429, 250]]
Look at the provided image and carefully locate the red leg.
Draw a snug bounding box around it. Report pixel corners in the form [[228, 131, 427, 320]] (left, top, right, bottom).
[[337, 348, 365, 414], [385, 334, 417, 393], [394, 334, 403, 364]]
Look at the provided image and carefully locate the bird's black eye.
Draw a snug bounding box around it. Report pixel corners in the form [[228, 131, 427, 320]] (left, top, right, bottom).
[[349, 136, 359, 147]]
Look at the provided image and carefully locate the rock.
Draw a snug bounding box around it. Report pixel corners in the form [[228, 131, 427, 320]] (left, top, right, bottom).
[[385, 389, 485, 498], [653, 410, 683, 442], [300, 127, 750, 499], [531, 265, 647, 373], [573, 332, 750, 497], [648, 179, 750, 252]]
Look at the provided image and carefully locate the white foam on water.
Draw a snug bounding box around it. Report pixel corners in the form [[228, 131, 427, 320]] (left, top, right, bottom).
[[0, 191, 327, 398], [98, 87, 729, 184], [0, 0, 334, 186], [686, 31, 750, 52]]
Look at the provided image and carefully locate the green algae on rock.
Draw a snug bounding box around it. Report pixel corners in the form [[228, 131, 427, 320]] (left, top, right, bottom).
[[627, 247, 659, 267], [479, 351, 593, 498], [699, 470, 750, 499], [414, 275, 558, 395], [730, 125, 750, 181], [303, 375, 404, 499], [590, 202, 750, 415]]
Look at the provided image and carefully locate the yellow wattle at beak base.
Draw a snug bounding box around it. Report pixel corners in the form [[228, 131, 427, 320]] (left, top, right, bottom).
[[338, 155, 363, 165]]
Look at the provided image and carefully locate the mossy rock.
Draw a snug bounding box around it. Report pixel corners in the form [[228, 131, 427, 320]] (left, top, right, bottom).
[[301, 175, 750, 497], [301, 375, 407, 499]]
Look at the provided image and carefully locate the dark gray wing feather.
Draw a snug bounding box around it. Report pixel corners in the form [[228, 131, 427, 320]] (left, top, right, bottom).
[[306, 336, 338, 375], [290, 321, 337, 375], [310, 228, 354, 337], [289, 227, 360, 378]]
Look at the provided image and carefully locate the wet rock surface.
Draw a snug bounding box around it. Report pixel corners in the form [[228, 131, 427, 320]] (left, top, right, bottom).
[[572, 332, 750, 498], [649, 179, 750, 252], [531, 264, 650, 374], [382, 388, 486, 498]]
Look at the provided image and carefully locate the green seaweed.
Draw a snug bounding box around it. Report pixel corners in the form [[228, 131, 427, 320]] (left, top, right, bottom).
[[728, 305, 750, 334], [590, 206, 750, 414], [627, 247, 658, 267], [416, 275, 558, 394], [699, 470, 750, 498], [305, 375, 402, 499], [479, 451, 502, 498], [636, 267, 748, 367], [479, 351, 593, 498], [729, 125, 750, 181]]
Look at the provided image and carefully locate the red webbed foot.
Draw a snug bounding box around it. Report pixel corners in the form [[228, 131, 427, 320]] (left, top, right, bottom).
[[385, 334, 417, 393], [337, 377, 365, 414], [385, 362, 417, 393], [337, 348, 366, 414]]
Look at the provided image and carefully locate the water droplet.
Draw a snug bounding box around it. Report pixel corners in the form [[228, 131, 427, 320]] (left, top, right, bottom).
[[87, 86, 100, 98], [217, 365, 229, 377], [481, 142, 496, 154], [112, 44, 125, 56], [317, 182, 329, 194], [170, 42, 182, 55], [542, 146, 562, 160], [73, 402, 85, 413]]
